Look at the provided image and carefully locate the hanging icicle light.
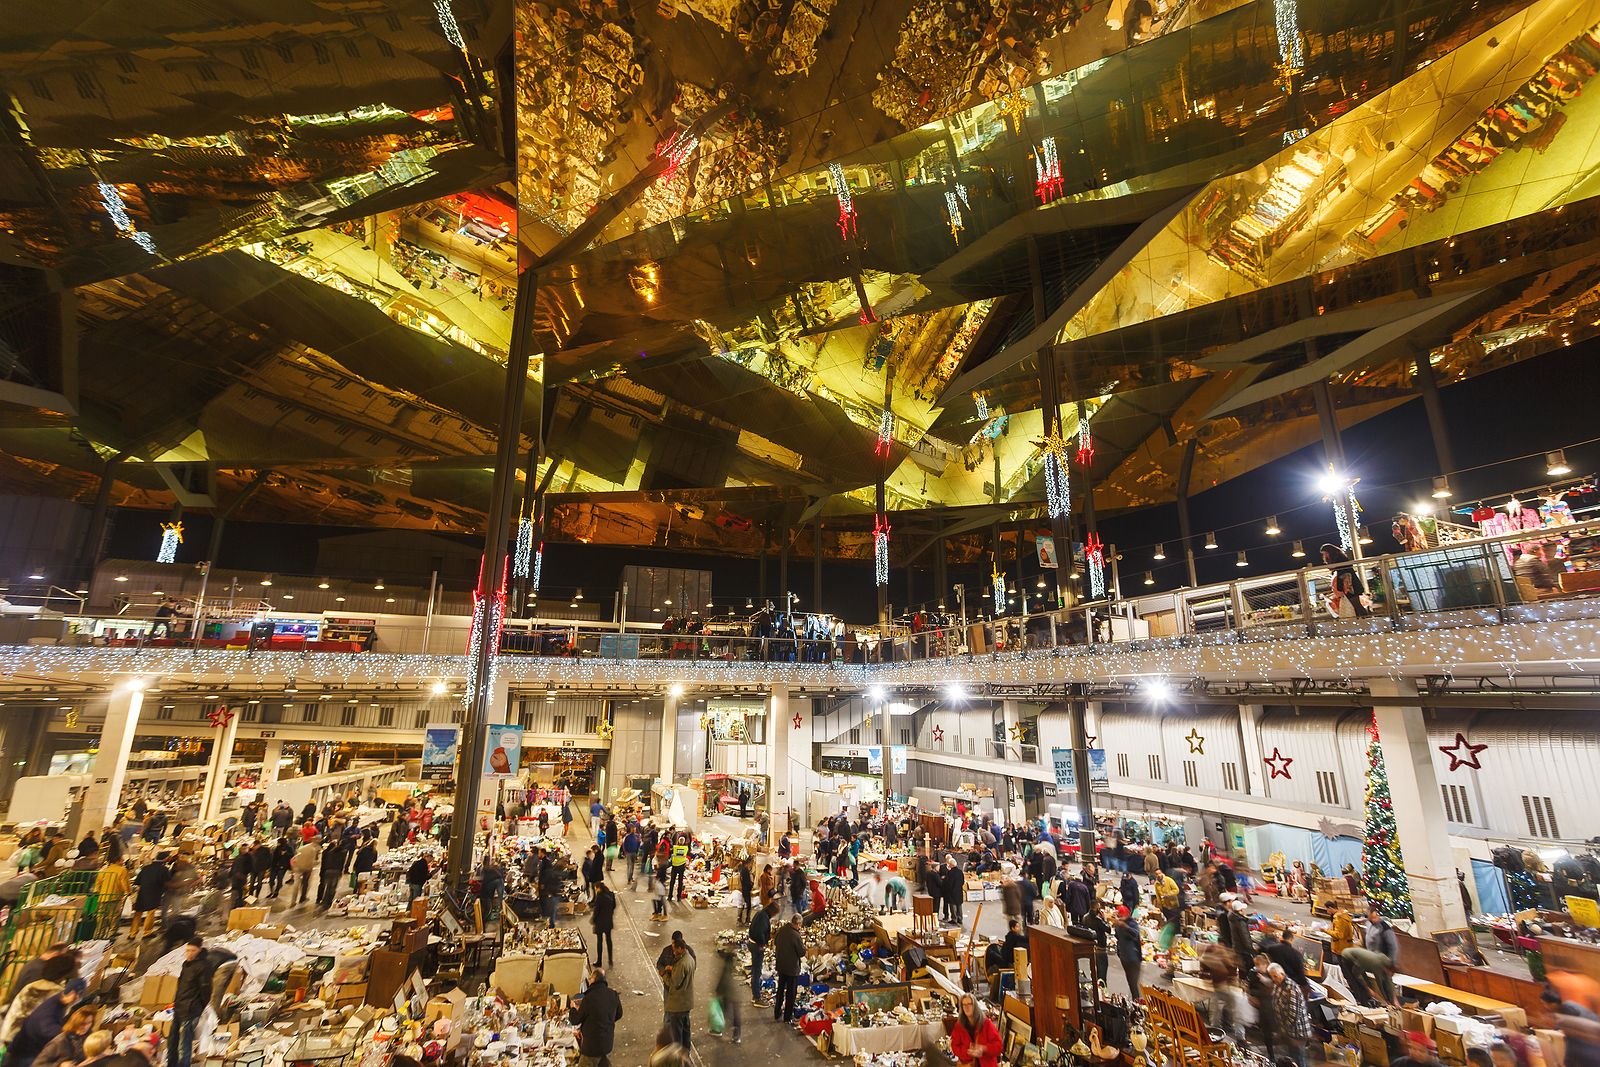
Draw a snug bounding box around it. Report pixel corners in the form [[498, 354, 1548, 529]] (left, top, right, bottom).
[[97, 182, 159, 256], [1034, 137, 1063, 204], [512, 516, 534, 579], [876, 408, 895, 457], [655, 129, 700, 184], [1043, 434, 1072, 519], [874, 514, 891, 587], [461, 560, 507, 709], [1076, 409, 1095, 467], [531, 543, 543, 596], [829, 163, 857, 240], [973, 391, 989, 420], [434, 0, 466, 48], [944, 189, 964, 243], [1273, 0, 1305, 79], [1086, 532, 1106, 598], [156, 522, 184, 564], [992, 565, 1008, 613]]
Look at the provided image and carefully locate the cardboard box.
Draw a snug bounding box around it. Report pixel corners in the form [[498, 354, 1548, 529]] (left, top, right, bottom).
[[140, 974, 179, 1008], [1324, 1042, 1361, 1067], [1400, 1008, 1435, 1037], [1358, 1028, 1390, 1067], [329, 982, 367, 1007], [250, 925, 283, 941], [1436, 1029, 1467, 1065], [227, 907, 269, 931], [424, 988, 467, 1027]]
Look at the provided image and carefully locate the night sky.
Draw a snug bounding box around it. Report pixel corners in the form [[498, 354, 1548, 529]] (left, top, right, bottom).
[[105, 339, 1600, 623]]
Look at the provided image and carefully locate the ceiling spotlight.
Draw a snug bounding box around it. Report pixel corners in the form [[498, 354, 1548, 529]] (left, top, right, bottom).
[[943, 682, 966, 702], [1152, 543, 1165, 561], [335, 595, 347, 603], [1431, 475, 1453, 499], [669, 684, 685, 697], [1547, 449, 1572, 477], [347, 698, 359, 705], [575, 589, 584, 600], [1235, 551, 1248, 568], [373, 578, 385, 590], [247, 699, 260, 705], [1412, 502, 1435, 515], [282, 592, 295, 600], [868, 685, 887, 704], [1142, 678, 1171, 701], [260, 574, 273, 587], [1265, 516, 1281, 536], [663, 597, 672, 606], [1358, 526, 1374, 546], [204, 694, 219, 700], [1036, 577, 1046, 589], [114, 574, 129, 583], [1291, 540, 1306, 559], [652, 606, 661, 613], [1204, 532, 1219, 550], [1143, 572, 1155, 586], [431, 682, 448, 695], [318, 578, 330, 589], [706, 598, 714, 608], [27, 571, 45, 581], [745, 598, 754, 610], [123, 677, 147, 692], [284, 681, 299, 693], [1317, 469, 1347, 495]]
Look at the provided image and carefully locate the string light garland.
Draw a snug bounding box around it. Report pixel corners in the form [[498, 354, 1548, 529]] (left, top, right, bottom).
[[1076, 409, 1095, 468], [829, 163, 857, 240], [96, 182, 159, 256], [1035, 137, 1063, 204], [531, 544, 543, 596], [973, 392, 989, 420], [1273, 0, 1305, 87], [157, 522, 184, 564], [874, 514, 891, 587], [992, 565, 1008, 614], [434, 0, 466, 48], [462, 566, 507, 709], [876, 408, 895, 458]]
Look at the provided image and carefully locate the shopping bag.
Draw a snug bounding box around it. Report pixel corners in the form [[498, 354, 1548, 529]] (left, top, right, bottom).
[[1158, 922, 1177, 951], [708, 996, 726, 1035], [605, 844, 620, 861]]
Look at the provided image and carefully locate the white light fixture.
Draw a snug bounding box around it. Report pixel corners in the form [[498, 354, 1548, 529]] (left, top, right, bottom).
[[335, 595, 347, 603], [868, 685, 887, 704], [1036, 577, 1046, 589], [1143, 572, 1155, 586], [282, 592, 295, 600], [663, 597, 672, 606], [1265, 516, 1281, 536], [1152, 543, 1165, 561], [204, 694, 219, 700], [318, 578, 330, 589], [1291, 540, 1306, 559], [260, 574, 273, 587], [373, 578, 385, 590], [1142, 678, 1171, 701], [1431, 475, 1453, 499], [123, 677, 147, 692], [1358, 526, 1374, 546], [668, 684, 685, 697], [27, 571, 45, 581], [652, 606, 661, 614], [575, 589, 584, 600], [943, 682, 965, 702], [431, 681, 448, 695], [114, 574, 128, 582], [1412, 502, 1434, 515], [1235, 551, 1248, 568], [1204, 532, 1219, 550], [1317, 469, 1347, 495], [745, 598, 754, 609], [1547, 450, 1572, 477]]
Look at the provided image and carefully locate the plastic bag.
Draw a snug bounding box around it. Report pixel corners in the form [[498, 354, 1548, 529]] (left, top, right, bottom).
[[605, 844, 619, 861], [708, 997, 726, 1035]]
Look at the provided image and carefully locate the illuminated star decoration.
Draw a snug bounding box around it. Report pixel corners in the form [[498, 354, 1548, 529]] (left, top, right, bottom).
[[1185, 728, 1205, 755], [1438, 732, 1487, 771], [792, 713, 804, 730], [931, 724, 945, 743], [1264, 747, 1294, 780], [1007, 722, 1026, 741], [829, 163, 857, 240], [157, 521, 184, 564], [206, 704, 235, 728], [64, 707, 79, 729], [596, 718, 614, 741]]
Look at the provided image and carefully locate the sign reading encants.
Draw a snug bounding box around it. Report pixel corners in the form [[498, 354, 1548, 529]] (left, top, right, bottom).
[[1052, 747, 1109, 789]]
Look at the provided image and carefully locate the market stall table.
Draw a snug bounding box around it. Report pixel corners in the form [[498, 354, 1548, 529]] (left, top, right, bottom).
[[831, 1020, 944, 1055]]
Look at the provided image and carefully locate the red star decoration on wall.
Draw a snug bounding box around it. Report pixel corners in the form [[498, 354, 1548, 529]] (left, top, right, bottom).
[[207, 705, 234, 728], [1264, 747, 1293, 780], [1438, 732, 1487, 771], [931, 725, 945, 743], [792, 713, 804, 730]]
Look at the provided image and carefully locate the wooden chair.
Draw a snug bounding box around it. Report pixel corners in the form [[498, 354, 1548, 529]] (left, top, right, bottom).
[[1141, 986, 1233, 1067]]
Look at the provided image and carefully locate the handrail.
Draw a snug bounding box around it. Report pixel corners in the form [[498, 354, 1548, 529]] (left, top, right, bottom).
[[11, 517, 1597, 667]]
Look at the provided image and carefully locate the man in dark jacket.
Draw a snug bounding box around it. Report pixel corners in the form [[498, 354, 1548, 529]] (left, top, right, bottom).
[[317, 840, 348, 909], [539, 852, 564, 928], [406, 855, 431, 903], [772, 914, 806, 1023], [9, 980, 85, 1067], [248, 842, 271, 898], [172, 939, 232, 1067], [270, 801, 293, 835], [1263, 927, 1307, 990], [942, 857, 966, 926], [787, 861, 806, 917], [568, 965, 622, 1066], [1119, 871, 1141, 911], [352, 838, 378, 888], [130, 853, 171, 940], [748, 901, 775, 1004], [1063, 874, 1094, 925]]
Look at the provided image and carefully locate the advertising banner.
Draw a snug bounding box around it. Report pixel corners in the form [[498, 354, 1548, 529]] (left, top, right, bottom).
[[482, 723, 523, 779], [421, 724, 461, 782]]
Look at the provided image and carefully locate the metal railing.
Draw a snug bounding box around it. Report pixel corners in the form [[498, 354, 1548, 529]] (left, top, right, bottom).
[[8, 518, 1599, 669]]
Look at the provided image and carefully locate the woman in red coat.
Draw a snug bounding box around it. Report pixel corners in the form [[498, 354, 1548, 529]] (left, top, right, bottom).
[[949, 993, 1003, 1067]]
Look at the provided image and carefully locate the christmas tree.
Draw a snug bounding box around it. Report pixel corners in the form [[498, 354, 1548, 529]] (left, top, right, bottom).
[[1362, 716, 1414, 921]]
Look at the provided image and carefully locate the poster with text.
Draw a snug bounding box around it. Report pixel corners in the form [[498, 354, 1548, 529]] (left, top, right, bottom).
[[1087, 747, 1109, 784], [1052, 747, 1076, 789], [1036, 535, 1058, 568], [421, 724, 461, 782], [483, 723, 523, 779]]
